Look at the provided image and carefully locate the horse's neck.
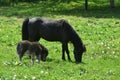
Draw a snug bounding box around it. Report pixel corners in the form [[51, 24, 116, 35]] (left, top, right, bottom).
[[71, 35, 83, 50]]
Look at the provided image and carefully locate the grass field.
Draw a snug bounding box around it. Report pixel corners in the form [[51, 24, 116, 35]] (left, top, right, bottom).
[[0, 0, 120, 80]]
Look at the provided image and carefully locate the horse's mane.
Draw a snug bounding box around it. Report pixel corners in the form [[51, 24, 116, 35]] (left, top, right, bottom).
[[63, 21, 82, 43], [63, 20, 83, 45]]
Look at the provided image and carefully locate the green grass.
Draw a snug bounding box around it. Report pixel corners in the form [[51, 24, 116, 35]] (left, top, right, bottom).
[[0, 0, 120, 80]]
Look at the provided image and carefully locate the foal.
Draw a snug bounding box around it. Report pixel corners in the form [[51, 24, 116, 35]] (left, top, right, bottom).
[[16, 40, 48, 65]]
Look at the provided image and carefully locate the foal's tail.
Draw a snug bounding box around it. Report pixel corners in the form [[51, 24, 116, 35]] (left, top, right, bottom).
[[16, 42, 22, 54], [22, 18, 29, 40]]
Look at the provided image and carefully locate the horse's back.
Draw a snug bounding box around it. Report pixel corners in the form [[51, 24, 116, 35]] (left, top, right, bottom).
[[28, 18, 71, 42]]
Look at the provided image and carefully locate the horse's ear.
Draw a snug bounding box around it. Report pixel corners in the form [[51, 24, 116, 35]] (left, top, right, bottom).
[[83, 44, 86, 52], [61, 20, 69, 28], [62, 20, 66, 26], [39, 20, 43, 23], [37, 19, 43, 23]]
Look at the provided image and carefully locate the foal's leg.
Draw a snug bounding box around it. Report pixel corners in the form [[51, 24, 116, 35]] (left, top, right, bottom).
[[18, 50, 25, 63], [30, 53, 35, 65], [36, 54, 41, 64], [19, 55, 23, 63]]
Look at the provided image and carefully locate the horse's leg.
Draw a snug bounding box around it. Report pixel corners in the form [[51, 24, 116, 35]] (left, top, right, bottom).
[[65, 43, 71, 61], [62, 43, 66, 60], [29, 35, 40, 42]]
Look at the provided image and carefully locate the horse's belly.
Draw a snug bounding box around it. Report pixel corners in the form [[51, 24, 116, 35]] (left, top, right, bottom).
[[39, 29, 65, 42], [41, 36, 61, 42]]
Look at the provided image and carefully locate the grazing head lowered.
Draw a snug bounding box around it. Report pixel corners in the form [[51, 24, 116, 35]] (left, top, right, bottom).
[[73, 44, 86, 63], [16, 40, 48, 65], [22, 17, 86, 63]]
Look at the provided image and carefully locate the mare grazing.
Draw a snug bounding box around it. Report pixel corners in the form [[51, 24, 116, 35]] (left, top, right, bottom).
[[16, 40, 48, 65], [22, 17, 86, 63]]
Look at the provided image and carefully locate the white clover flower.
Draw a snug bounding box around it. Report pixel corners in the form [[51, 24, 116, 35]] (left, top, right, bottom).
[[41, 70, 44, 74], [107, 46, 110, 49], [102, 50, 104, 53], [114, 56, 117, 58], [32, 76, 36, 80], [112, 51, 115, 54], [45, 71, 48, 74], [24, 75, 27, 79], [13, 74, 17, 80], [101, 42, 104, 45]]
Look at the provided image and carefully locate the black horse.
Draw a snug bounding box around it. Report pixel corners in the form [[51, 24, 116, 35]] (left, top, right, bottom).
[[22, 17, 86, 62]]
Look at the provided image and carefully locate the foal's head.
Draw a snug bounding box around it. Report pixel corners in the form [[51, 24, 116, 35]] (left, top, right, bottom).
[[74, 44, 86, 63], [41, 47, 48, 61]]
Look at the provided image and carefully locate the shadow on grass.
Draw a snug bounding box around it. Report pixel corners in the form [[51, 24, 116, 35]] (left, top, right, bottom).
[[0, 1, 120, 18], [46, 58, 55, 62]]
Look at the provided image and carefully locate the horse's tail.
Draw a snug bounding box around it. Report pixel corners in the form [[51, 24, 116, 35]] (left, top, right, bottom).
[[22, 18, 29, 40]]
